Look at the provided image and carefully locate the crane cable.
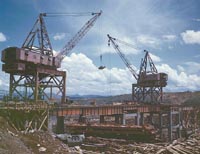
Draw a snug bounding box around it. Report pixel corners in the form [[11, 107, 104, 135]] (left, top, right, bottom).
[[40, 12, 97, 17]]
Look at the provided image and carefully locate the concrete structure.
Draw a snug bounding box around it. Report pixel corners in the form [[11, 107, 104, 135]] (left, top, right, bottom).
[[53, 104, 200, 141]]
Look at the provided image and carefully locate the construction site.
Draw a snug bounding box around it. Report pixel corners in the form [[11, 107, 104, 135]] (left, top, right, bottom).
[[0, 9, 200, 154]]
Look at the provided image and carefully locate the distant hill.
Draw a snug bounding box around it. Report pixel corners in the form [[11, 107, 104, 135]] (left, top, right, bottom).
[[69, 94, 107, 100], [1, 89, 200, 105], [70, 91, 200, 105], [163, 91, 200, 105]]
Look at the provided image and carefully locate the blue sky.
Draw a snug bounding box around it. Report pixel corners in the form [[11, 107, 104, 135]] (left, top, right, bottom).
[[0, 0, 200, 95]]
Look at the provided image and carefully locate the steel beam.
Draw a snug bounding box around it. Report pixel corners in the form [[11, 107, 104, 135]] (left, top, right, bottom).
[[7, 66, 66, 104], [132, 84, 163, 103]]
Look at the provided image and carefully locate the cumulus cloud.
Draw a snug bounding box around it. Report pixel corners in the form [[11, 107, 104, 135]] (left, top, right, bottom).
[[177, 65, 185, 72], [60, 53, 136, 95], [162, 35, 177, 41], [0, 71, 9, 90], [157, 64, 200, 91], [0, 51, 199, 95], [53, 33, 66, 40], [184, 62, 200, 74], [60, 53, 200, 95], [181, 30, 200, 44], [0, 32, 6, 42]]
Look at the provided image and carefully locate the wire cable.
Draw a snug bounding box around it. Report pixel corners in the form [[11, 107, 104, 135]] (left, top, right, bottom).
[[41, 12, 96, 17]]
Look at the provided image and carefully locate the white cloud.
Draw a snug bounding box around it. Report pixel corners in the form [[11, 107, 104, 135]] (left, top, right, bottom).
[[1, 51, 200, 95], [168, 46, 174, 50], [157, 64, 200, 91], [116, 36, 140, 55], [0, 71, 9, 90], [181, 30, 200, 44], [162, 35, 177, 41], [177, 65, 185, 72], [53, 33, 66, 40], [0, 32, 6, 42], [184, 62, 200, 74], [60, 53, 136, 95], [149, 53, 162, 62], [79, 35, 141, 57], [194, 54, 200, 58], [89, 31, 141, 55], [136, 35, 160, 48], [60, 53, 200, 95], [192, 18, 200, 22]]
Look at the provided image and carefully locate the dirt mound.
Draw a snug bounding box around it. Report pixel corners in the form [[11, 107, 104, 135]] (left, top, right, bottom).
[[0, 116, 31, 154], [21, 131, 69, 153], [0, 116, 70, 154]]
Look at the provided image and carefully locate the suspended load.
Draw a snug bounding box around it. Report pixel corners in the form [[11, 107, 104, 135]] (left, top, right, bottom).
[[98, 54, 106, 70]]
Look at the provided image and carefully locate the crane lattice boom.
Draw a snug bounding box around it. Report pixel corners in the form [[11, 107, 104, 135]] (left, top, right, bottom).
[[139, 50, 157, 75], [107, 34, 138, 80], [56, 11, 102, 61], [21, 11, 102, 68], [22, 13, 53, 56]]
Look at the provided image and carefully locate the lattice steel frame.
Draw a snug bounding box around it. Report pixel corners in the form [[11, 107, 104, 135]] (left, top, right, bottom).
[[9, 67, 66, 103], [132, 84, 163, 103]]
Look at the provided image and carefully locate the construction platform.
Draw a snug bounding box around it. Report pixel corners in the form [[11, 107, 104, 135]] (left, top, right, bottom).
[[50, 103, 200, 142], [64, 124, 156, 142], [0, 101, 199, 142]]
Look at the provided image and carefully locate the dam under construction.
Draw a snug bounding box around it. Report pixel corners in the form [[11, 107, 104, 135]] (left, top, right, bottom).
[[0, 101, 199, 143], [0, 11, 200, 152]]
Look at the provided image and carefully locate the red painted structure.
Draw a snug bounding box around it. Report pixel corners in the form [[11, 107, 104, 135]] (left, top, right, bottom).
[[55, 104, 194, 116]]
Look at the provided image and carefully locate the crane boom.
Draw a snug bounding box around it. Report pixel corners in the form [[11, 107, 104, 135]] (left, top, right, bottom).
[[21, 11, 102, 68], [139, 50, 158, 75], [107, 34, 138, 80], [22, 13, 53, 56], [56, 11, 102, 61]]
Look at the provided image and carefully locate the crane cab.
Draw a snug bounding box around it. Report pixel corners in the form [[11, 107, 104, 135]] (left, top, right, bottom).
[[1, 46, 55, 73], [138, 72, 168, 87]]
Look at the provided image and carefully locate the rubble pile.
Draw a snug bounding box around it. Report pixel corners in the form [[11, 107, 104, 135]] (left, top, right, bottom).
[[0, 116, 71, 153], [83, 134, 200, 154], [21, 131, 70, 153], [1, 114, 200, 154], [83, 137, 163, 154], [0, 116, 32, 154], [157, 134, 200, 154]]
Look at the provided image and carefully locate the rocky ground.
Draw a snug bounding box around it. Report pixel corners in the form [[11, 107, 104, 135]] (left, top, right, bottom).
[[82, 133, 200, 154], [0, 116, 71, 154], [1, 115, 200, 154]]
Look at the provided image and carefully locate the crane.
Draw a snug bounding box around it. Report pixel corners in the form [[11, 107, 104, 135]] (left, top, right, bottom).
[[22, 13, 53, 56], [1, 11, 102, 103], [138, 50, 167, 87], [107, 34, 168, 103], [107, 34, 138, 81], [9, 11, 102, 69], [55, 11, 102, 62]]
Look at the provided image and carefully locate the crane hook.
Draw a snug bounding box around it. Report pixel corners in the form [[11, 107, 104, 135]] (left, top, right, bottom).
[[98, 54, 106, 70]]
